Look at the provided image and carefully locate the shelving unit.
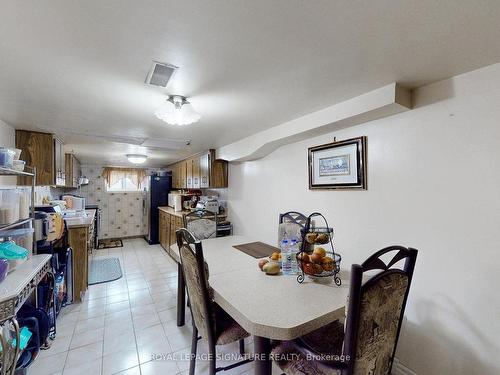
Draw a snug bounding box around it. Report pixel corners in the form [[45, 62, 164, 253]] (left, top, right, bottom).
[[0, 255, 52, 375], [0, 165, 39, 375], [0, 166, 36, 254]]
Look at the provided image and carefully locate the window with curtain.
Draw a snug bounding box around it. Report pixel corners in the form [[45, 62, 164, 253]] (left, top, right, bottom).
[[101, 167, 147, 192]]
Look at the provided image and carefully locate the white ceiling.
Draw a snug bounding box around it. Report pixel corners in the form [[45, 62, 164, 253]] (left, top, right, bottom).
[[1, 0, 500, 166]]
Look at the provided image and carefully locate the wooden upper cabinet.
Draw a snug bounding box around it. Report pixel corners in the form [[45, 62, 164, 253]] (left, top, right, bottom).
[[15, 130, 73, 187], [192, 156, 200, 188], [65, 154, 81, 188], [199, 153, 210, 188], [54, 138, 66, 187], [209, 150, 228, 188], [186, 158, 193, 189], [16, 130, 55, 186], [179, 161, 187, 188], [168, 150, 228, 189]]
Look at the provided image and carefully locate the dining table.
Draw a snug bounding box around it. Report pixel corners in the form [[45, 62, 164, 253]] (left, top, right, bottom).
[[169, 235, 350, 375]]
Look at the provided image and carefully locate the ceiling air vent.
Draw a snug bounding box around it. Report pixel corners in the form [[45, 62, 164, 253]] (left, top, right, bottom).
[[145, 61, 178, 87]]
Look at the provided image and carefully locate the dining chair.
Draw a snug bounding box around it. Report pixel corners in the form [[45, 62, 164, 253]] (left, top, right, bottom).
[[271, 245, 418, 375], [176, 228, 252, 375], [278, 211, 307, 245], [184, 209, 217, 240]]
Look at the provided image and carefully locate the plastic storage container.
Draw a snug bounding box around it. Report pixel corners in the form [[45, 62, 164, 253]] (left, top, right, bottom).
[[12, 160, 25, 172], [0, 147, 15, 168], [0, 258, 9, 283], [18, 188, 31, 220], [0, 240, 29, 271], [13, 148, 22, 160], [5, 227, 34, 257], [0, 189, 20, 225]]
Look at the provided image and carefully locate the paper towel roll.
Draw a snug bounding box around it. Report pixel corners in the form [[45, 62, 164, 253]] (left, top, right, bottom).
[[174, 195, 182, 212]]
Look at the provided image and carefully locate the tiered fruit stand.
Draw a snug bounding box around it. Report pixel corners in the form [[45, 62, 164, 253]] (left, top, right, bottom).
[[297, 212, 341, 286]]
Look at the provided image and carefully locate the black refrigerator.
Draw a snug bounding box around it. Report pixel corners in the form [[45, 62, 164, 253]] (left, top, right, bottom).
[[144, 174, 171, 244]]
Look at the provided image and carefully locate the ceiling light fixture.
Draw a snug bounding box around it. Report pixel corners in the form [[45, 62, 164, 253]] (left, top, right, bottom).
[[155, 95, 201, 126], [126, 154, 148, 164]]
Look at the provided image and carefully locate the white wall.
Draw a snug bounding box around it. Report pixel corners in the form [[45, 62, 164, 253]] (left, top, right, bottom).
[[226, 63, 500, 375], [0, 120, 15, 186]]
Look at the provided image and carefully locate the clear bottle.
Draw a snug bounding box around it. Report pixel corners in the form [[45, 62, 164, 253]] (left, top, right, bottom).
[[289, 237, 299, 274], [280, 238, 292, 275]]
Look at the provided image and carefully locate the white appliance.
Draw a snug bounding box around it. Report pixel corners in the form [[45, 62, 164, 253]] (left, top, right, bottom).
[[174, 195, 183, 212], [62, 195, 86, 211], [196, 197, 219, 214], [168, 192, 179, 208]]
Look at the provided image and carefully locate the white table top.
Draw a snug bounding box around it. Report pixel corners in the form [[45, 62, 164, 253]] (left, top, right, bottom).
[[0, 254, 52, 304], [171, 235, 349, 340]]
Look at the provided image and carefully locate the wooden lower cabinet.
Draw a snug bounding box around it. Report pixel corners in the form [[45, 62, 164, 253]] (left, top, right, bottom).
[[68, 226, 90, 302], [159, 209, 184, 253], [159, 210, 171, 250]]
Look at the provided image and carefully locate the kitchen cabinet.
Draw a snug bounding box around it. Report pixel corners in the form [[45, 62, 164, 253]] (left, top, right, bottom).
[[67, 212, 95, 302], [169, 149, 228, 189], [186, 158, 193, 189], [159, 208, 183, 252], [199, 153, 210, 188], [192, 156, 200, 188], [180, 160, 187, 188], [15, 130, 68, 187], [65, 153, 81, 188], [54, 137, 66, 186], [159, 210, 167, 249], [16, 130, 55, 186]]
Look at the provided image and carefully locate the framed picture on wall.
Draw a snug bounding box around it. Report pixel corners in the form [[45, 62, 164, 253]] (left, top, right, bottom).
[[308, 136, 367, 190]]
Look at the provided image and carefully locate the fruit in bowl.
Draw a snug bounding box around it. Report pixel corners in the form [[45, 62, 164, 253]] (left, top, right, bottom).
[[313, 247, 327, 257], [310, 253, 323, 264], [315, 233, 330, 244], [305, 233, 318, 244], [297, 247, 339, 278], [305, 232, 330, 244], [312, 263, 323, 274], [297, 253, 310, 263], [303, 262, 316, 275], [321, 256, 335, 271]]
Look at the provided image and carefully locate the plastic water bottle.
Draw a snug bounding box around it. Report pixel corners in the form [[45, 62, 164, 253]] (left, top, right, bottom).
[[289, 237, 299, 274], [280, 238, 292, 275]]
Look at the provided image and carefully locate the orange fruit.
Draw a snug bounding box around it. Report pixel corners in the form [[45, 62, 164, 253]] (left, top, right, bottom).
[[270, 252, 280, 261], [321, 256, 335, 271], [312, 264, 323, 274], [313, 247, 327, 257], [310, 253, 323, 264]]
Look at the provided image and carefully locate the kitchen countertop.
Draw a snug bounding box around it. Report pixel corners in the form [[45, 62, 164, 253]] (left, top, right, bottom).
[[64, 209, 96, 229], [0, 254, 52, 306], [158, 206, 227, 219]]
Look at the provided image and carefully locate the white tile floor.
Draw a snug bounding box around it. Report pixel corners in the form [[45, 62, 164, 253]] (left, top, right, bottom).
[[28, 238, 276, 375]]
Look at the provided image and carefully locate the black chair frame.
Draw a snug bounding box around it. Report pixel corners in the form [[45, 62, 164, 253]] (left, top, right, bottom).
[[176, 228, 252, 375], [278, 211, 308, 227], [296, 245, 418, 375]]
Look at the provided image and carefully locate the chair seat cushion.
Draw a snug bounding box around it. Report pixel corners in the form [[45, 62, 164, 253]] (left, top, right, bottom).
[[272, 340, 342, 375], [272, 320, 345, 375], [299, 319, 344, 356], [214, 304, 250, 345]]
